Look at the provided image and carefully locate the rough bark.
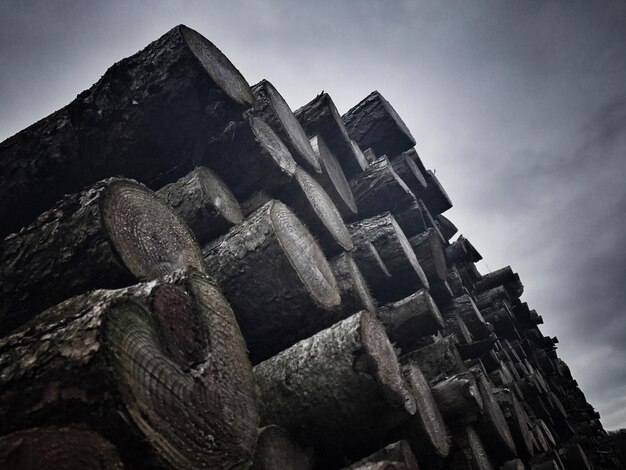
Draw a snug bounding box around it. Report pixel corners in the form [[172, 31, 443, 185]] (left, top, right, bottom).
[[194, 115, 296, 200], [432, 372, 484, 419], [0, 269, 258, 469], [343, 441, 419, 470], [494, 388, 534, 459], [0, 425, 124, 470], [363, 147, 378, 165], [446, 236, 483, 264], [409, 228, 448, 284], [250, 79, 321, 173], [378, 290, 444, 353], [436, 214, 458, 242], [502, 459, 525, 470], [348, 213, 429, 302], [465, 425, 496, 470], [458, 335, 498, 360], [330, 252, 377, 316], [156, 165, 243, 245], [395, 199, 446, 241], [474, 266, 524, 299], [0, 25, 254, 239], [277, 166, 354, 254], [295, 93, 367, 179], [0, 177, 204, 336], [254, 311, 416, 462], [402, 336, 466, 384], [391, 152, 428, 198], [203, 200, 340, 363], [342, 91, 416, 159], [420, 170, 453, 215], [440, 295, 492, 340], [310, 135, 358, 216], [252, 425, 312, 470], [351, 242, 393, 293], [475, 286, 512, 311]]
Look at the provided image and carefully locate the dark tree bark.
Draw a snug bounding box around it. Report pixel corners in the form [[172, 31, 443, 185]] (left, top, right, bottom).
[[440, 295, 492, 340], [254, 311, 416, 463], [252, 425, 312, 470], [394, 199, 446, 241], [475, 285, 512, 311], [458, 335, 498, 360], [203, 200, 340, 363], [0, 425, 124, 470], [445, 235, 483, 265], [330, 252, 377, 316], [436, 214, 458, 242], [409, 228, 448, 284], [342, 91, 416, 159], [561, 444, 593, 470], [310, 135, 358, 216], [343, 441, 419, 470], [446, 267, 467, 297], [351, 241, 393, 293], [402, 336, 466, 384], [250, 79, 321, 173], [363, 147, 378, 165], [391, 152, 428, 198], [156, 165, 243, 245], [420, 170, 453, 215], [0, 25, 254, 239], [0, 269, 259, 469], [0, 177, 205, 336], [493, 388, 534, 460], [295, 93, 368, 179], [432, 372, 484, 419], [194, 116, 297, 200], [348, 213, 429, 303], [464, 425, 496, 470], [378, 290, 444, 353], [474, 266, 524, 299]]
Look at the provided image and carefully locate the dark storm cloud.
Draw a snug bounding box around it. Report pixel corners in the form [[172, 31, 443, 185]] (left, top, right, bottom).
[[1, 0, 625, 428]]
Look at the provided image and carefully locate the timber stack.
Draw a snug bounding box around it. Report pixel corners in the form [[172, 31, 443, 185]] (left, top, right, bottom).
[[0, 25, 619, 470]]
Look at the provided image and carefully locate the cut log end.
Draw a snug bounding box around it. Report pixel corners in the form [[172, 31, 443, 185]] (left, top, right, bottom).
[[250, 116, 297, 177], [271, 201, 341, 308], [331, 252, 377, 314], [179, 25, 255, 106], [194, 166, 243, 225], [102, 179, 205, 280], [390, 217, 430, 290]]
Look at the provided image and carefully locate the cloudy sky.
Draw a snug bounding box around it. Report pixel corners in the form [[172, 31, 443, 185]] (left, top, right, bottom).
[[1, 1, 625, 429]]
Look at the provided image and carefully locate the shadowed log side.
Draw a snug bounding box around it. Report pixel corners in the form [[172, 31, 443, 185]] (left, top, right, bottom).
[[441, 295, 492, 340], [344, 441, 419, 470], [352, 242, 393, 294], [395, 199, 446, 242], [409, 228, 448, 284], [432, 372, 484, 419], [311, 135, 358, 215], [502, 459, 525, 470], [194, 116, 296, 199], [446, 235, 483, 265], [254, 311, 416, 463], [250, 80, 321, 173], [475, 266, 524, 300], [157, 166, 243, 245], [436, 214, 458, 242], [391, 152, 428, 198], [203, 200, 340, 363], [420, 170, 453, 215], [562, 444, 593, 470], [331, 252, 377, 315], [0, 426, 124, 470], [494, 388, 534, 459], [342, 91, 416, 158], [277, 166, 354, 254], [295, 93, 367, 179], [351, 140, 371, 171], [0, 25, 254, 239], [252, 425, 312, 470], [378, 290, 444, 353], [403, 336, 466, 384], [465, 425, 496, 470], [0, 177, 204, 336], [0, 269, 258, 469]]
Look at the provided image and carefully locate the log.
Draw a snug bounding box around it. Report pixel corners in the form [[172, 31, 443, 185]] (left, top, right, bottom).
[[0, 177, 204, 336], [394, 199, 445, 241], [445, 235, 483, 264], [0, 25, 254, 239], [0, 269, 258, 469], [203, 200, 340, 363], [390, 152, 428, 198], [310, 135, 358, 215], [156, 165, 243, 245], [363, 147, 378, 164], [408, 228, 448, 284], [531, 460, 559, 470], [348, 213, 429, 302], [474, 266, 524, 299], [351, 140, 371, 172], [296, 92, 367, 179], [250, 79, 321, 172], [436, 214, 458, 242], [348, 156, 416, 222], [502, 459, 525, 470], [493, 388, 534, 459], [402, 336, 466, 384], [458, 335, 498, 360], [441, 295, 492, 340], [475, 285, 512, 311], [330, 252, 377, 315], [194, 115, 296, 199], [561, 444, 593, 470], [432, 372, 484, 418], [252, 425, 312, 470], [0, 425, 124, 469], [444, 317, 474, 345], [342, 91, 416, 158], [429, 280, 455, 306], [465, 424, 496, 470], [277, 166, 354, 254], [351, 241, 393, 292], [344, 441, 419, 470], [420, 170, 453, 215], [378, 290, 444, 353], [254, 311, 416, 462]]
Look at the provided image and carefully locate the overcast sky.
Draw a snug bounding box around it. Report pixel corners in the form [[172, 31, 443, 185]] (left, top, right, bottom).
[[1, 1, 625, 429]]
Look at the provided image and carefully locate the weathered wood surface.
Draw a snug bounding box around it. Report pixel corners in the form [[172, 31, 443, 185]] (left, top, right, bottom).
[[436, 214, 458, 241], [343, 441, 419, 470], [432, 372, 484, 419], [157, 165, 243, 245], [420, 170, 453, 215], [0, 177, 204, 336], [203, 200, 340, 363], [409, 228, 448, 284], [331, 252, 377, 316], [0, 25, 254, 239], [494, 388, 534, 459], [395, 199, 446, 241], [441, 295, 492, 340], [402, 336, 466, 384], [252, 425, 312, 470], [474, 266, 524, 299], [391, 152, 427, 198], [0, 269, 258, 469]]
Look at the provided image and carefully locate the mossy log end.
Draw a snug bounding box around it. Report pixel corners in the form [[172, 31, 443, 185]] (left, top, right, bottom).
[[0, 177, 204, 336], [0, 25, 254, 239], [0, 269, 258, 469]]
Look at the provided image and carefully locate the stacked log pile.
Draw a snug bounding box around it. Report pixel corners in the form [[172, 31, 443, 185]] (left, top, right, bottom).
[[0, 25, 619, 469]]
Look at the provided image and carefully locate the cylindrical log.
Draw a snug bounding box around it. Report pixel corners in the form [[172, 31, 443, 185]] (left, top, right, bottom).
[[203, 200, 340, 363], [402, 336, 466, 384], [391, 152, 428, 198], [444, 317, 474, 345], [502, 458, 525, 470], [531, 460, 559, 470], [561, 444, 593, 470], [458, 335, 498, 360], [436, 214, 458, 242], [420, 170, 453, 215], [352, 241, 393, 290], [0, 425, 124, 470], [0, 269, 258, 469], [432, 372, 484, 418], [378, 290, 444, 353], [475, 285, 512, 310], [277, 166, 353, 254], [409, 228, 448, 284], [194, 115, 296, 199], [441, 295, 492, 340], [342, 91, 416, 159], [363, 147, 378, 164], [474, 266, 524, 299], [330, 252, 377, 315], [310, 135, 358, 215], [156, 165, 243, 245], [343, 441, 419, 470], [0, 25, 254, 239], [254, 311, 416, 461], [493, 388, 534, 459], [0, 177, 204, 336], [351, 140, 371, 172], [348, 213, 429, 303], [252, 425, 312, 470], [446, 267, 467, 297], [250, 79, 321, 172], [295, 93, 367, 179], [465, 425, 496, 470], [446, 235, 482, 264], [241, 189, 273, 217]]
